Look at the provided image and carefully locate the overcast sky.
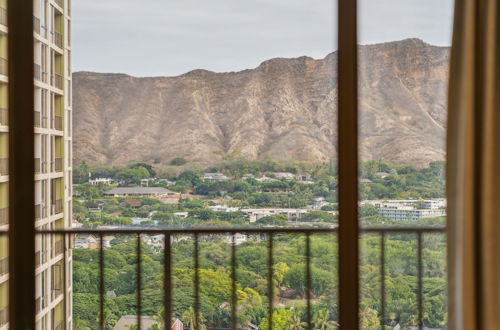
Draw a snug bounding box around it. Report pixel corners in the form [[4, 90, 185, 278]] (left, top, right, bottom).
[[72, 0, 454, 77]]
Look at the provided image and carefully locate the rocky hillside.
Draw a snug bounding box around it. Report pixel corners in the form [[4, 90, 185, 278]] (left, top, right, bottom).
[[73, 38, 449, 167]]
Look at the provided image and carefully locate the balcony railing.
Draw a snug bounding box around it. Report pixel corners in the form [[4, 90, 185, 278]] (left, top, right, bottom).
[[34, 63, 41, 81], [54, 0, 64, 9], [33, 16, 40, 35], [34, 158, 41, 174], [53, 31, 63, 48], [0, 158, 8, 176], [0, 107, 7, 126], [35, 203, 42, 220], [52, 199, 63, 215], [0, 306, 7, 326], [54, 115, 63, 131], [0, 7, 7, 26], [35, 297, 42, 313], [53, 73, 63, 89], [54, 157, 63, 172], [34, 110, 41, 128], [0, 57, 7, 76], [0, 207, 7, 226], [35, 250, 41, 268], [54, 322, 64, 330], [54, 239, 64, 256], [43, 226, 446, 329], [0, 257, 7, 276]]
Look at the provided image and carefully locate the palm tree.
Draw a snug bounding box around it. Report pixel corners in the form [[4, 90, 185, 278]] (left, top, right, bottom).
[[289, 310, 307, 330], [182, 307, 207, 330], [313, 309, 338, 330]]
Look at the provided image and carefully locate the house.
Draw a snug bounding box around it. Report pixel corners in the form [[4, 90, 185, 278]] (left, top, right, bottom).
[[114, 315, 156, 330], [74, 234, 100, 249], [89, 177, 113, 185], [296, 173, 312, 181], [226, 233, 247, 245], [241, 208, 309, 223], [140, 178, 157, 186], [157, 178, 176, 186], [85, 201, 102, 212], [102, 235, 115, 248], [360, 178, 373, 183], [124, 199, 142, 208], [273, 172, 296, 180], [173, 212, 189, 218], [203, 173, 230, 181], [104, 187, 177, 197], [171, 319, 184, 330], [209, 205, 240, 213], [106, 290, 117, 298], [242, 173, 255, 179], [256, 175, 278, 182], [375, 171, 391, 178]]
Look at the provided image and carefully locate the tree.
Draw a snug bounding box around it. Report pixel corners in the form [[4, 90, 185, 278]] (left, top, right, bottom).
[[129, 162, 157, 177], [170, 157, 188, 166], [360, 307, 380, 330], [259, 309, 294, 329], [290, 310, 307, 330], [312, 309, 338, 329], [116, 167, 150, 185], [182, 307, 207, 330]]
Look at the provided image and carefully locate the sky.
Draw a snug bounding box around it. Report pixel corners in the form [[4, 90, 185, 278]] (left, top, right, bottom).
[[72, 0, 454, 77]]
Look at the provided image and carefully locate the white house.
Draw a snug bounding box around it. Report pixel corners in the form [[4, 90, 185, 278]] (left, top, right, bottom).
[[89, 177, 113, 185], [203, 173, 230, 181]]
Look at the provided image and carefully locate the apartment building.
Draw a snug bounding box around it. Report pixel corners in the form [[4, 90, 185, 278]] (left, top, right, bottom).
[[0, 0, 72, 328], [362, 199, 447, 222]]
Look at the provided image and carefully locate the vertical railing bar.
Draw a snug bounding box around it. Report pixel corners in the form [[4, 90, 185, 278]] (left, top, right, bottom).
[[62, 233, 67, 328], [194, 233, 200, 329], [380, 232, 386, 328], [137, 234, 142, 330], [8, 0, 36, 328], [164, 233, 172, 329], [99, 233, 104, 329], [338, 0, 359, 327], [305, 233, 312, 330], [267, 233, 274, 330], [231, 233, 237, 330], [417, 232, 423, 330]]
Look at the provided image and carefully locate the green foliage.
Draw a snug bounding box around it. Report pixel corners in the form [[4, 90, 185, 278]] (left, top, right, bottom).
[[170, 157, 188, 166]]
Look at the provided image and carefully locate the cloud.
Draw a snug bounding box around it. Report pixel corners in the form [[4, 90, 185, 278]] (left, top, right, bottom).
[[72, 0, 452, 76]]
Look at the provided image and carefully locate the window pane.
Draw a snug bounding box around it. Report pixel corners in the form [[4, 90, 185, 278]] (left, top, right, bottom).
[[71, 0, 339, 328], [358, 0, 453, 328]]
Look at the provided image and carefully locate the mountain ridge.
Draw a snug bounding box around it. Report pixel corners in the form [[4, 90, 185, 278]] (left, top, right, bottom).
[[73, 38, 449, 167]]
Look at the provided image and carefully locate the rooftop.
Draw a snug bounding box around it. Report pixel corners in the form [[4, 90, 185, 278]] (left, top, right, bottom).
[[104, 187, 176, 195]]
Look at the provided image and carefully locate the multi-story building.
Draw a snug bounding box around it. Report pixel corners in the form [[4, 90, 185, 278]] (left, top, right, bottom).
[[362, 199, 447, 222], [0, 0, 72, 328]]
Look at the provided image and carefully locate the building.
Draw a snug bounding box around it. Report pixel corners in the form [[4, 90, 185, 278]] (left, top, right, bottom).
[[255, 175, 278, 182], [241, 208, 309, 223], [363, 199, 447, 222], [273, 172, 296, 180], [114, 315, 156, 330], [226, 233, 247, 245], [0, 0, 72, 328], [89, 177, 113, 185], [104, 187, 177, 197], [377, 207, 446, 222], [203, 172, 230, 181]]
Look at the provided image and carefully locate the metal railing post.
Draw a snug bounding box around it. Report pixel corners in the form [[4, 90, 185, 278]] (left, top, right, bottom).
[[338, 0, 359, 327], [8, 0, 36, 329]]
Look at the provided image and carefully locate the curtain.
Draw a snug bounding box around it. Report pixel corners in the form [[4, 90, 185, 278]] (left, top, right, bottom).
[[447, 0, 500, 329]]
